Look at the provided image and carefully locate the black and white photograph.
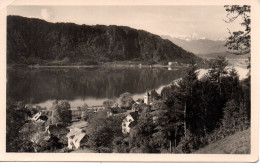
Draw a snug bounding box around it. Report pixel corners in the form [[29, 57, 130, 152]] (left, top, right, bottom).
[[1, 0, 259, 162]]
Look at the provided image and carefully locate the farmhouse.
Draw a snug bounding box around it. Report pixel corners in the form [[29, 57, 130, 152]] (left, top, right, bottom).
[[66, 121, 88, 149], [122, 112, 139, 134], [66, 128, 87, 150]]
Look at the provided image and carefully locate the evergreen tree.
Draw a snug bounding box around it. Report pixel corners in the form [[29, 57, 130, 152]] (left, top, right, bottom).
[[174, 64, 206, 147]]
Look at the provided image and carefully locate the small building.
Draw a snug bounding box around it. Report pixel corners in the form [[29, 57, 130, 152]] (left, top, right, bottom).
[[31, 112, 41, 121], [122, 112, 139, 134], [66, 128, 87, 150], [144, 91, 151, 105], [66, 121, 89, 149], [168, 62, 178, 66]]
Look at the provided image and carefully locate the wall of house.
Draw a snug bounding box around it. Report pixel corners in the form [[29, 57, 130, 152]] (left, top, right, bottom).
[[122, 115, 134, 134]]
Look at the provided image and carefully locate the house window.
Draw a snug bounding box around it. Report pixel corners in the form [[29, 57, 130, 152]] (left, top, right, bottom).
[[122, 129, 126, 133], [122, 123, 126, 127], [129, 119, 132, 123]]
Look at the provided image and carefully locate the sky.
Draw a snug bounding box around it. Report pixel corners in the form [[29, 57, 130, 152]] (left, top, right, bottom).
[[7, 5, 244, 40]]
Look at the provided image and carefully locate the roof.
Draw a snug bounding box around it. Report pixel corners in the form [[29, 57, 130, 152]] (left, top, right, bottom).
[[48, 124, 70, 136], [38, 115, 48, 121], [66, 128, 82, 138], [129, 112, 139, 121], [67, 121, 88, 129]]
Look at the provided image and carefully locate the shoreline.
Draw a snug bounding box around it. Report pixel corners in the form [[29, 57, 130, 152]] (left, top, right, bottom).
[[9, 63, 190, 69]]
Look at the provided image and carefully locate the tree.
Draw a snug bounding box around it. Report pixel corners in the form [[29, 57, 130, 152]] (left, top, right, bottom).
[[128, 106, 156, 153], [207, 56, 229, 95], [224, 5, 251, 76], [86, 110, 124, 152], [118, 92, 134, 108], [224, 5, 251, 55], [174, 64, 206, 147], [222, 99, 249, 134], [51, 100, 72, 124], [6, 101, 32, 152], [150, 89, 161, 100], [80, 104, 89, 121], [161, 85, 176, 108], [103, 99, 116, 108]]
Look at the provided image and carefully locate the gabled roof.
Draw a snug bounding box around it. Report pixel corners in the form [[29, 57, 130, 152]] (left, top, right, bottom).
[[67, 121, 88, 129], [129, 112, 139, 121], [66, 128, 82, 138]]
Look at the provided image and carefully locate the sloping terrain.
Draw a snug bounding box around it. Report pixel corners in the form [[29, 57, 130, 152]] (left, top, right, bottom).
[[194, 129, 250, 154]]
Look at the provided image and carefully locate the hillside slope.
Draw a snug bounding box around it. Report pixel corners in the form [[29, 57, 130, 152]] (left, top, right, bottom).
[[7, 16, 199, 65], [194, 129, 250, 154]]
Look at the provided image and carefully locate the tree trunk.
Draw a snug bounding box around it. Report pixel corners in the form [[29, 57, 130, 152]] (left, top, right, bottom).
[[184, 102, 187, 139]]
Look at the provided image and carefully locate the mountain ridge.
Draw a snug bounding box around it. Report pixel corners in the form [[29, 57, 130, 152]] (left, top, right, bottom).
[[7, 15, 200, 65]]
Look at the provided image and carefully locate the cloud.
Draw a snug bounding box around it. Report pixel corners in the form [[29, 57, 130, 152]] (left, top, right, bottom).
[[41, 8, 52, 20]]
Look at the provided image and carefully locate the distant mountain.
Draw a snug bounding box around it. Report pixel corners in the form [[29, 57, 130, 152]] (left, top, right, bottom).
[[161, 35, 228, 55], [7, 16, 200, 65]]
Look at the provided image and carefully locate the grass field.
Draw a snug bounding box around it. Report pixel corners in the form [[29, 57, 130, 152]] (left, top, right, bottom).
[[194, 129, 250, 154]]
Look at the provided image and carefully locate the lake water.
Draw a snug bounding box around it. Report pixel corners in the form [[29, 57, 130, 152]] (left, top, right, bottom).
[[7, 66, 186, 108]]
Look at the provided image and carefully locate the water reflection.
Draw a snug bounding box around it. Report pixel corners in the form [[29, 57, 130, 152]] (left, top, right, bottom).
[[7, 66, 186, 108]]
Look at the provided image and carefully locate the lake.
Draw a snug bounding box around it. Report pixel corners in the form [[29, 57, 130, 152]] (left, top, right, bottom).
[[7, 66, 186, 108]]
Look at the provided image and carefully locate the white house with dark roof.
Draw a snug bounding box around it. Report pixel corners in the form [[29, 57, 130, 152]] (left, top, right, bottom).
[[122, 112, 139, 134], [66, 121, 88, 149]]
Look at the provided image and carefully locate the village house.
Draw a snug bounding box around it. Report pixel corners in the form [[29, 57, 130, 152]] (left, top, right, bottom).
[[31, 112, 48, 123], [144, 91, 157, 105], [66, 121, 88, 150], [66, 128, 87, 149], [122, 112, 139, 134], [168, 61, 178, 66], [144, 91, 151, 105]]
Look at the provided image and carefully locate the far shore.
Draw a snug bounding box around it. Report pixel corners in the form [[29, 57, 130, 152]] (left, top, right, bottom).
[[8, 63, 190, 69]]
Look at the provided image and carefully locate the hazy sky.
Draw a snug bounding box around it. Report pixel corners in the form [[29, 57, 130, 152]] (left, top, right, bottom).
[[7, 5, 244, 40]]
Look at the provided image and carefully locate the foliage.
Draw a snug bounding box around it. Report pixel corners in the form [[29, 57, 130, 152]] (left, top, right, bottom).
[[103, 99, 116, 108], [6, 101, 32, 152], [118, 92, 134, 108], [150, 89, 161, 100], [128, 106, 156, 153], [224, 5, 251, 55], [80, 103, 90, 121], [86, 110, 124, 152], [51, 100, 72, 124]]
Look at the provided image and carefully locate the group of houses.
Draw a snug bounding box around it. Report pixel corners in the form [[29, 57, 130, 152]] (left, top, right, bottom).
[[121, 91, 156, 134], [28, 91, 157, 150], [30, 107, 89, 150]]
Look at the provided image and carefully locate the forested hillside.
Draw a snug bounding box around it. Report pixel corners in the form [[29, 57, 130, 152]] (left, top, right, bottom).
[[7, 16, 199, 65]]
